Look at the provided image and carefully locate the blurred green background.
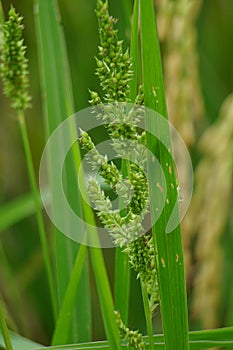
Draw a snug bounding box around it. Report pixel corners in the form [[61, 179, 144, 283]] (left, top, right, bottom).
[[0, 0, 232, 346]]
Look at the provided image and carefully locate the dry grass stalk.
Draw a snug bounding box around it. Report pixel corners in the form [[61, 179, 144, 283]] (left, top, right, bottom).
[[187, 94, 233, 328]]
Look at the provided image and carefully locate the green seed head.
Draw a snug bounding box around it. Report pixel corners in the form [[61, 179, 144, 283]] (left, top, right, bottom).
[[0, 6, 31, 111], [91, 0, 133, 103]]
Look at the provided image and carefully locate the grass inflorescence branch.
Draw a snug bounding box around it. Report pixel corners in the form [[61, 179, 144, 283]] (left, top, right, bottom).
[[79, 0, 160, 347]]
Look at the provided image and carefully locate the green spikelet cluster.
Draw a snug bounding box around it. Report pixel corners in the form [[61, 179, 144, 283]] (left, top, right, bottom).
[[79, 129, 120, 188], [129, 163, 148, 215], [79, 0, 159, 315], [79, 131, 149, 226], [115, 311, 146, 350], [125, 234, 159, 313], [0, 6, 31, 110], [89, 0, 132, 103]]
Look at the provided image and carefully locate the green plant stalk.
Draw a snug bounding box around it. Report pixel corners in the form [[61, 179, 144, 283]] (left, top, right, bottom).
[[2, 327, 233, 350], [140, 281, 154, 350], [0, 298, 13, 350], [114, 243, 130, 324], [52, 239, 87, 345], [90, 246, 122, 350], [140, 0, 189, 349], [17, 110, 57, 319], [114, 157, 131, 324]]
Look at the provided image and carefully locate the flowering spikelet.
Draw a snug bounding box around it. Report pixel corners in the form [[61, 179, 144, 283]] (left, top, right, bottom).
[[115, 310, 146, 350], [89, 0, 133, 103], [79, 130, 149, 219], [126, 234, 159, 313], [128, 163, 148, 215], [0, 7, 31, 110]]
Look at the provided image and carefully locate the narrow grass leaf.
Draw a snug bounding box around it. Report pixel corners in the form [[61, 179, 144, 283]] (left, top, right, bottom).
[[34, 0, 91, 342], [114, 246, 130, 323], [52, 240, 87, 345], [140, 1, 189, 349], [0, 190, 50, 233], [89, 245, 122, 350], [2, 329, 233, 350], [18, 111, 58, 321], [31, 327, 233, 350]]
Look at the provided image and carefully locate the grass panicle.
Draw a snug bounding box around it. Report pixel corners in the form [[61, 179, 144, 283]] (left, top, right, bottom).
[[82, 0, 159, 345], [0, 6, 31, 110]]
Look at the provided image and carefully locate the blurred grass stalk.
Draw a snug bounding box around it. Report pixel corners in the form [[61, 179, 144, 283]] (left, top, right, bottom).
[[156, 0, 204, 292], [188, 93, 233, 328], [17, 110, 58, 320]]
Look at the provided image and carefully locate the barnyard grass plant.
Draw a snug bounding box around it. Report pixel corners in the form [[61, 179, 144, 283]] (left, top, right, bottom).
[[0, 1, 233, 350]]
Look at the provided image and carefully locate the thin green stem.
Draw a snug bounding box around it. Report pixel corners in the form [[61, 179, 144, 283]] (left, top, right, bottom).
[[52, 236, 87, 345], [140, 280, 154, 350], [114, 245, 130, 324], [114, 159, 131, 324], [17, 110, 58, 320], [0, 298, 13, 350]]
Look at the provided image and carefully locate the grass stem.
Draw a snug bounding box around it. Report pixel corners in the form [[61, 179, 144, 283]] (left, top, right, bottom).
[[140, 280, 154, 350], [52, 237, 88, 345], [17, 111, 58, 320], [0, 298, 13, 350]]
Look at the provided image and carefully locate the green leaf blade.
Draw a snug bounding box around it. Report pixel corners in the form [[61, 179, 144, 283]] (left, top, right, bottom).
[[140, 1, 189, 349], [34, 0, 91, 342]]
